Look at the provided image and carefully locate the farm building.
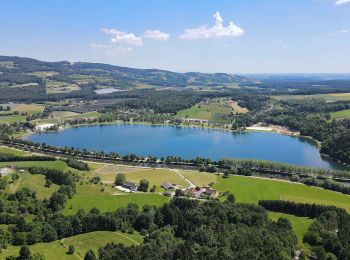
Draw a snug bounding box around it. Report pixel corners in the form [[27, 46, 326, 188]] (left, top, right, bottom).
[[161, 182, 175, 190], [122, 181, 137, 192]]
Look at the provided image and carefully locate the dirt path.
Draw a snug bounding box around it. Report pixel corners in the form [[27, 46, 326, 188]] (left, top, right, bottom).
[[170, 169, 195, 189], [116, 232, 141, 245]]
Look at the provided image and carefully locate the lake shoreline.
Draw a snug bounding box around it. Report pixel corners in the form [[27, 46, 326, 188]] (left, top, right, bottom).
[[23, 122, 344, 170]]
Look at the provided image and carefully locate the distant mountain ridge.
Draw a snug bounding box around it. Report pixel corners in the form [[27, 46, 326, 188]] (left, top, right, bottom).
[[0, 55, 250, 89]]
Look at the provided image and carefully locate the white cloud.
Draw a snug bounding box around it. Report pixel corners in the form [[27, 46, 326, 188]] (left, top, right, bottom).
[[101, 28, 143, 46], [180, 12, 244, 40], [143, 30, 170, 41], [335, 0, 350, 5], [327, 29, 348, 36]]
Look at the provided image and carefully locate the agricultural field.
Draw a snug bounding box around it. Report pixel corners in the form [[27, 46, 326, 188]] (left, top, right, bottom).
[[214, 175, 350, 212], [93, 165, 188, 190], [274, 93, 350, 102], [179, 170, 217, 187], [330, 109, 350, 119], [64, 193, 169, 215], [0, 115, 27, 124], [45, 80, 81, 94], [0, 160, 69, 171], [176, 99, 236, 123], [0, 146, 31, 156], [28, 71, 59, 78], [13, 103, 44, 113]]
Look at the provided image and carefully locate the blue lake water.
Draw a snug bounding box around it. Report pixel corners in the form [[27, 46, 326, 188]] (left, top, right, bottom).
[[26, 124, 344, 169]]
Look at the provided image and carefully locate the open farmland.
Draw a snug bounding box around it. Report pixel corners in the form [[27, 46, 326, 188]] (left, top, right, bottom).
[[274, 93, 350, 102], [176, 99, 237, 123], [330, 109, 350, 119], [214, 175, 350, 212], [13, 103, 44, 113]]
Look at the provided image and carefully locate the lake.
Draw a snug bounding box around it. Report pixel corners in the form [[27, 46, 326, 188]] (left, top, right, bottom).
[[26, 124, 344, 169]]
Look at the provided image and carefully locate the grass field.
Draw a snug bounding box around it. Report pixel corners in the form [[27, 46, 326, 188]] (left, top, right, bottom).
[[179, 170, 217, 187], [176, 99, 234, 123], [268, 212, 313, 245], [0, 160, 68, 171], [274, 93, 350, 102], [5, 172, 59, 199], [0, 115, 27, 124], [64, 193, 169, 215], [0, 146, 31, 156], [214, 175, 350, 212], [13, 104, 44, 113], [1, 231, 142, 259], [52, 111, 80, 118], [62, 231, 143, 257], [330, 109, 350, 119], [1, 241, 78, 260]]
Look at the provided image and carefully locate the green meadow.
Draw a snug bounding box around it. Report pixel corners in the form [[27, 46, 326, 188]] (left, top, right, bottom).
[[214, 175, 350, 212], [268, 212, 313, 245], [330, 109, 350, 119], [1, 231, 142, 259]]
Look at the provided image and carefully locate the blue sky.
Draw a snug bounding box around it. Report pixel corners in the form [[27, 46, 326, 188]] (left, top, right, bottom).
[[0, 0, 349, 73]]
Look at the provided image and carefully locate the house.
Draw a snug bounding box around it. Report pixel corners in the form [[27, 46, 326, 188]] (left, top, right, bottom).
[[190, 187, 204, 198], [161, 182, 174, 190], [201, 188, 217, 199], [189, 187, 218, 199], [122, 181, 137, 192]]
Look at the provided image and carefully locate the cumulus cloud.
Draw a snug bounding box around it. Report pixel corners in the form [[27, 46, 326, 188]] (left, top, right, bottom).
[[143, 30, 170, 41], [335, 0, 350, 5], [101, 28, 143, 46], [328, 29, 348, 36], [179, 12, 244, 40]]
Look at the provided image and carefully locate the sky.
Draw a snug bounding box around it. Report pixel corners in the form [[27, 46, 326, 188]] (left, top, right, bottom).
[[0, 0, 349, 73]]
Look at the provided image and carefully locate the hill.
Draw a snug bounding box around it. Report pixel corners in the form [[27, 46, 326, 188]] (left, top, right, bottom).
[[0, 55, 250, 102]]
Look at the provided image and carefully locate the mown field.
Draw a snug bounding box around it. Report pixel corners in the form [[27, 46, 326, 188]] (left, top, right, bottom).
[[176, 99, 235, 123], [274, 93, 350, 102], [0, 114, 27, 124], [64, 193, 169, 215], [330, 109, 350, 119], [214, 175, 350, 212]]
